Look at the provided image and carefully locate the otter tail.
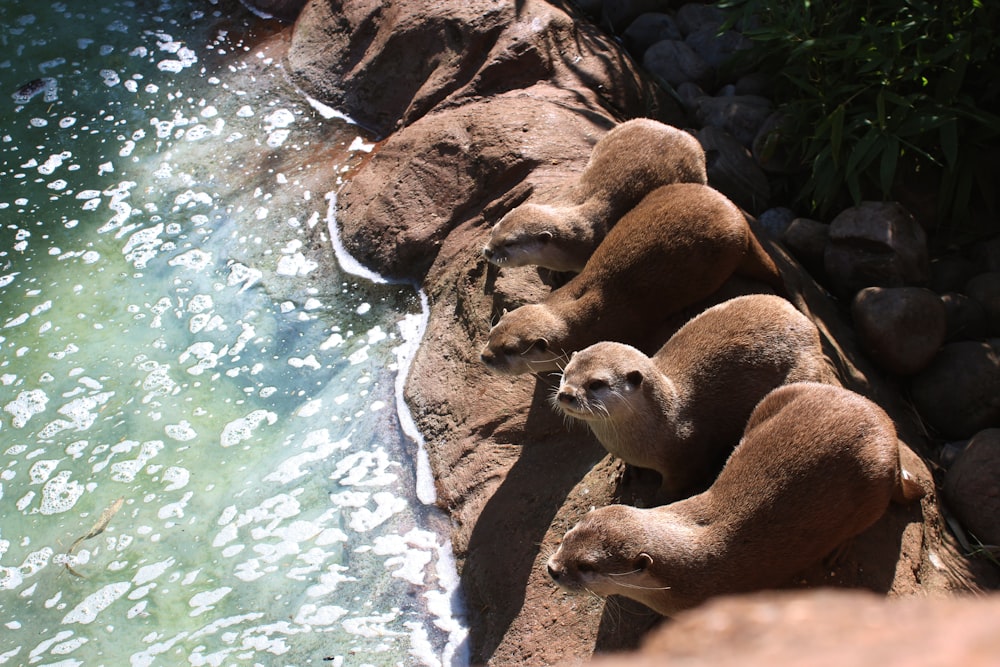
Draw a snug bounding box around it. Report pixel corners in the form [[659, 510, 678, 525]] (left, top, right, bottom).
[[737, 231, 787, 297], [891, 440, 927, 504]]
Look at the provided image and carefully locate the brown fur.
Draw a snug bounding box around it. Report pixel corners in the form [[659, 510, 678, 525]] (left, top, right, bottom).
[[482, 119, 707, 273], [553, 295, 835, 499], [480, 183, 784, 375], [546, 382, 924, 617]]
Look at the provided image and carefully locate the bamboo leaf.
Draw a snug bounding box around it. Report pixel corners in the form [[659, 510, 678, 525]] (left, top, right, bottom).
[[830, 105, 845, 165], [879, 136, 900, 196], [940, 121, 959, 168]]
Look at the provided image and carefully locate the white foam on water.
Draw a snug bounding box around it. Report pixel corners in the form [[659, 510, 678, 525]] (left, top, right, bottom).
[[219, 409, 277, 448], [4, 389, 49, 428], [61, 581, 131, 624]]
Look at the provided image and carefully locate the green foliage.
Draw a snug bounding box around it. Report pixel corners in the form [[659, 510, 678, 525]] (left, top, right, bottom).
[[720, 0, 1000, 237]]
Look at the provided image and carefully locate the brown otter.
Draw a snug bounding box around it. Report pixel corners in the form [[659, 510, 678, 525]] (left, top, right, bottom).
[[553, 294, 835, 499], [479, 183, 784, 375], [482, 118, 707, 273], [546, 382, 926, 617]]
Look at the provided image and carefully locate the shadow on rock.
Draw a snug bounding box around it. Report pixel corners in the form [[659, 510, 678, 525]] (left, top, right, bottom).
[[462, 377, 608, 664]]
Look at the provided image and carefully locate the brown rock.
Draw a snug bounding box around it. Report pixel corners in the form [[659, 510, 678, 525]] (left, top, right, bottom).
[[336, 88, 608, 280], [579, 590, 1000, 667], [944, 428, 1000, 546], [965, 272, 1000, 335], [824, 201, 930, 298], [851, 286, 946, 376], [911, 340, 1000, 439], [288, 0, 674, 136]]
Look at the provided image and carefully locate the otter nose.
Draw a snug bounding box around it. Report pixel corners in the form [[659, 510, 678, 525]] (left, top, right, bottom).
[[557, 389, 575, 404], [481, 246, 493, 259], [480, 350, 494, 366], [546, 563, 560, 581]]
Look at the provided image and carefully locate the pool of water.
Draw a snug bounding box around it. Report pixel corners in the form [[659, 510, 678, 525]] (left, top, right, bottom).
[[0, 1, 467, 665]]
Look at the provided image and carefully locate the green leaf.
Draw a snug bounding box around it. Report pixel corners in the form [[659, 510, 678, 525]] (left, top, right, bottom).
[[830, 105, 845, 165], [846, 128, 882, 175], [940, 120, 959, 168], [879, 136, 900, 196]]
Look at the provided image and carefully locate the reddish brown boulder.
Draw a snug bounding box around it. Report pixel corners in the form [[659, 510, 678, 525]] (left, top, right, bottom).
[[851, 286, 946, 376], [944, 428, 1000, 546], [579, 590, 1000, 667], [911, 340, 1000, 439], [824, 201, 930, 298], [288, 0, 673, 137]]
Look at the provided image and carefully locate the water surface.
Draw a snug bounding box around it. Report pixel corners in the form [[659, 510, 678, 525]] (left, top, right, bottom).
[[0, 2, 466, 664]]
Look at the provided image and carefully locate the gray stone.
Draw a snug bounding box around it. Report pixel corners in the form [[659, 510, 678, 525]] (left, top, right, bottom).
[[943, 428, 1000, 546], [941, 292, 988, 342], [698, 125, 770, 213], [823, 202, 930, 298], [851, 286, 946, 376], [782, 218, 829, 278], [964, 272, 1000, 335], [623, 13, 682, 59], [756, 207, 796, 239], [692, 94, 772, 148], [676, 81, 705, 111], [643, 39, 715, 90], [735, 71, 773, 97], [602, 0, 666, 32], [675, 3, 726, 36], [685, 26, 752, 72], [911, 339, 1000, 439]]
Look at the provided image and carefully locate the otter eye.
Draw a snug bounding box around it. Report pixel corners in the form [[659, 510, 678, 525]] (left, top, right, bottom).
[[536, 231, 552, 243], [634, 553, 653, 571], [501, 345, 520, 356], [576, 562, 594, 574], [533, 339, 548, 353], [586, 379, 607, 392]]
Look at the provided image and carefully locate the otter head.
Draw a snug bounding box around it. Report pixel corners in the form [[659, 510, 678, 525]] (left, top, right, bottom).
[[553, 342, 652, 424], [547, 505, 658, 599], [482, 203, 585, 273], [480, 303, 570, 376]]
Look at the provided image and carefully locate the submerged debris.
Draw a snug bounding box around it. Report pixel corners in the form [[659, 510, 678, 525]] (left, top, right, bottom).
[[64, 496, 125, 578]]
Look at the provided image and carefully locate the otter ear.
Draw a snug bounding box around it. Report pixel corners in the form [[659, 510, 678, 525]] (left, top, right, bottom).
[[625, 370, 643, 389], [635, 552, 653, 571], [536, 231, 553, 243]]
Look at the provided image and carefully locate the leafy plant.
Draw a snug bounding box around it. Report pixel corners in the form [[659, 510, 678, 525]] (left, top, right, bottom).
[[720, 0, 1000, 241]]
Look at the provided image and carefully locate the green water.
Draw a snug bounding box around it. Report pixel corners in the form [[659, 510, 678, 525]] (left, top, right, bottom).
[[0, 1, 466, 665]]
